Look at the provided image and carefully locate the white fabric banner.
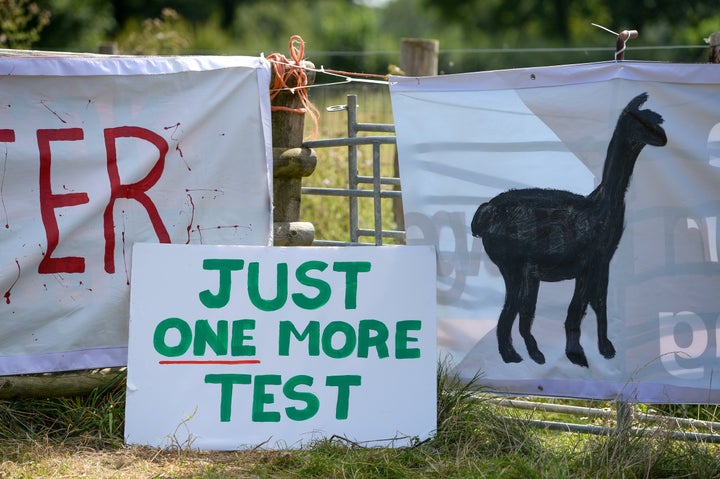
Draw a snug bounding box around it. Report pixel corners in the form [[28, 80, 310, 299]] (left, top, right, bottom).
[[0, 55, 273, 375], [391, 61, 720, 403]]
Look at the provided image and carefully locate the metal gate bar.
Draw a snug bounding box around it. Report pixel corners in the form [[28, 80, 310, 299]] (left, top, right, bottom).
[[302, 94, 403, 246], [492, 398, 720, 441]]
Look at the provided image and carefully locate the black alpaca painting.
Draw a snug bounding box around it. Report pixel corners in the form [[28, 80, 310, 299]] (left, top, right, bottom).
[[471, 93, 667, 367]]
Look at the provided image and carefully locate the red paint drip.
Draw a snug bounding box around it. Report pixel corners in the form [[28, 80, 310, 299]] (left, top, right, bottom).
[[121, 212, 130, 285], [4, 259, 20, 304], [40, 100, 67, 124], [176, 144, 190, 171], [164, 123, 190, 170], [185, 194, 195, 244], [195, 224, 252, 238], [185, 188, 223, 200], [164, 122, 181, 137]]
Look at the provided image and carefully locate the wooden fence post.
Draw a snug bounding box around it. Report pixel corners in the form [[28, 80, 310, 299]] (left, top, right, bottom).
[[0, 369, 124, 399], [394, 39, 439, 232], [270, 60, 317, 246], [400, 38, 439, 77], [98, 42, 118, 55], [708, 32, 720, 63]]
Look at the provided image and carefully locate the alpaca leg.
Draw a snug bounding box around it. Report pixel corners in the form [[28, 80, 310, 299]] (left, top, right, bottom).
[[518, 272, 544, 364], [497, 270, 522, 363], [565, 277, 590, 367], [589, 264, 616, 359]]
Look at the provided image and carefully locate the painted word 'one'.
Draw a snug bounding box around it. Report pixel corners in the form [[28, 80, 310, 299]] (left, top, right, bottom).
[[199, 259, 371, 311], [0, 128, 171, 275], [154, 318, 256, 357], [205, 373, 361, 422], [153, 318, 421, 359]]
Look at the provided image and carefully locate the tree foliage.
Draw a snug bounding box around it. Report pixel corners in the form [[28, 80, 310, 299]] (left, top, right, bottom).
[[422, 0, 719, 44], [2, 0, 718, 71], [115, 7, 191, 54], [35, 0, 115, 51], [0, 0, 50, 49]]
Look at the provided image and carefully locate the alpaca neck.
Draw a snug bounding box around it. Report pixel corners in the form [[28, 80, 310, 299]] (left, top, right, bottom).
[[590, 133, 646, 207]]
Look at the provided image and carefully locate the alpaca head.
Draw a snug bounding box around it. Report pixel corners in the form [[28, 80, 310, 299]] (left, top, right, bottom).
[[621, 92, 668, 147]]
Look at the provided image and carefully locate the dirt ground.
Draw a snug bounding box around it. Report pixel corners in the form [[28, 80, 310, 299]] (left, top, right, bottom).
[[0, 445, 273, 478]]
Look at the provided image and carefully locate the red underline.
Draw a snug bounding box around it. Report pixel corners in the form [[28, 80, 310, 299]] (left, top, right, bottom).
[[159, 360, 261, 365]]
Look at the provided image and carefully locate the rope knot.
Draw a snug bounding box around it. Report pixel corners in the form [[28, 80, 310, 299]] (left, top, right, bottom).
[[267, 35, 319, 139]]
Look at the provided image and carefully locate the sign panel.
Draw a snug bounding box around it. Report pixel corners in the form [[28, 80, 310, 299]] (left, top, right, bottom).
[[0, 56, 272, 375], [391, 61, 720, 403], [125, 243, 436, 449]]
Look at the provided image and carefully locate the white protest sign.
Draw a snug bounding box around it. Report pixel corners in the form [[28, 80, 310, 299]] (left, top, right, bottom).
[[125, 243, 437, 449]]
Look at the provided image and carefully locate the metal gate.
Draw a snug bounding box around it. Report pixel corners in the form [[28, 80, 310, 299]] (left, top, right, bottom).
[[302, 94, 403, 246]]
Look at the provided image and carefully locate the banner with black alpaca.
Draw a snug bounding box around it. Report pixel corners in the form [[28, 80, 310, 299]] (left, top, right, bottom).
[[0, 56, 273, 376], [390, 62, 720, 403]]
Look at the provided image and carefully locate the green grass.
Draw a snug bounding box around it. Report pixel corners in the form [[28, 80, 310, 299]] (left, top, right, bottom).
[[0, 371, 125, 448], [0, 366, 719, 477]]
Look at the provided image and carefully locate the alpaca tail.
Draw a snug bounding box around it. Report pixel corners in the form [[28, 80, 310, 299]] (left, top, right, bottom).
[[471, 202, 491, 238]]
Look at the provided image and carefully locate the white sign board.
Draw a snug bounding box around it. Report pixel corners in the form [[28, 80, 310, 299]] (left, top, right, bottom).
[[391, 61, 720, 403], [125, 243, 437, 449], [0, 56, 272, 376]]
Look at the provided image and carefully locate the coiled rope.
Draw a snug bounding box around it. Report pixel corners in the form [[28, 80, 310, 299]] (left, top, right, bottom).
[[267, 35, 320, 139]]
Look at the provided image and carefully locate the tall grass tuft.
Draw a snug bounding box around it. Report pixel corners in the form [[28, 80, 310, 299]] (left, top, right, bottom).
[[0, 361, 719, 477], [0, 370, 126, 450], [432, 358, 548, 465]]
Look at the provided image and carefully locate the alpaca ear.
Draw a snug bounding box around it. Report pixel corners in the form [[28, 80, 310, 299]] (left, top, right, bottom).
[[627, 92, 649, 111]]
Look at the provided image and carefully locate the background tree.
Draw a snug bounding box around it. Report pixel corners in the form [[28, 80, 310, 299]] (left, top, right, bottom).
[[0, 0, 50, 49], [35, 0, 114, 51], [115, 7, 191, 54], [5, 0, 718, 71], [422, 0, 719, 46]]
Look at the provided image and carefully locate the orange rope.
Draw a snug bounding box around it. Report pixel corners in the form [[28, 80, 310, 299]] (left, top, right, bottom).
[[267, 35, 320, 139], [321, 67, 390, 80]]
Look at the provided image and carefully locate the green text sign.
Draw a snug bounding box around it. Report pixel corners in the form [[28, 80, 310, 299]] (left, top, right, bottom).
[[125, 244, 436, 449]]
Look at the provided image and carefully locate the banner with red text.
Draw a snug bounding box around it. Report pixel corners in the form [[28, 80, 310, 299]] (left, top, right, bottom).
[[0, 55, 272, 375], [391, 61, 720, 403]]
